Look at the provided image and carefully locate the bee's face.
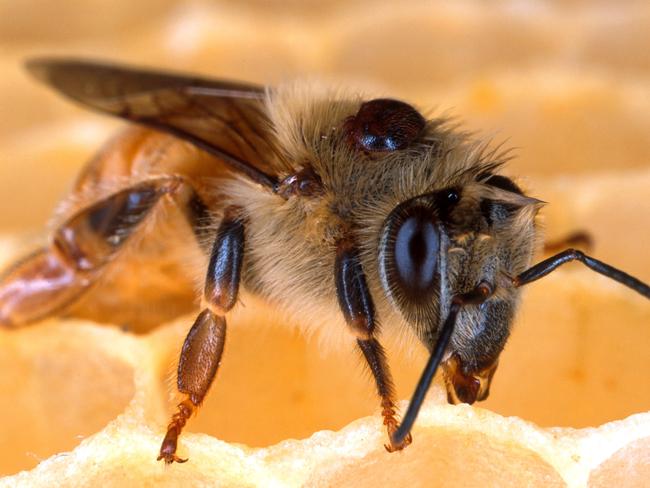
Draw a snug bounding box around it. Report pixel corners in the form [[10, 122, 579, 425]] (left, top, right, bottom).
[[376, 177, 541, 404]]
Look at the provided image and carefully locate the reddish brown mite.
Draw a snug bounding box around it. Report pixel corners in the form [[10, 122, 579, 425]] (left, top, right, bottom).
[[0, 58, 648, 464], [343, 98, 426, 152]]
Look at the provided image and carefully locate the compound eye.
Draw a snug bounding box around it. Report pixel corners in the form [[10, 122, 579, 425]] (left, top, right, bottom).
[[344, 98, 426, 152], [392, 208, 439, 298]]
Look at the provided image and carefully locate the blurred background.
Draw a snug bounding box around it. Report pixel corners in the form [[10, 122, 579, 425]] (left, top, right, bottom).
[[1, 0, 649, 475]]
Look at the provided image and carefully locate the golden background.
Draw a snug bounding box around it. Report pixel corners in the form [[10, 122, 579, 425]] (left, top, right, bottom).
[[0, 1, 649, 486]]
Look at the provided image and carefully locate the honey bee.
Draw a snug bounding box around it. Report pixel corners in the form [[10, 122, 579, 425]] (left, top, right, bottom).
[[1, 59, 648, 464]]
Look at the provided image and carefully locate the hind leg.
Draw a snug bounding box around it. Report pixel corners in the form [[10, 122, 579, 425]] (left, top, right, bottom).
[[0, 176, 207, 327], [158, 208, 244, 464]]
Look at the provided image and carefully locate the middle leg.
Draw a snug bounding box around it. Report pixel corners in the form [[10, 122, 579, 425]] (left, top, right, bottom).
[[335, 239, 411, 452]]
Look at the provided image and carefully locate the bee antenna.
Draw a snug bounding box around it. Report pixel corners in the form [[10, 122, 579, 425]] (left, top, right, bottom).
[[392, 283, 493, 445], [514, 249, 650, 299]]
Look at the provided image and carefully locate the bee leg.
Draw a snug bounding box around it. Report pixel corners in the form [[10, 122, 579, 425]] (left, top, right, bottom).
[[0, 177, 189, 327], [357, 338, 409, 452], [335, 239, 410, 453], [392, 283, 493, 446], [158, 209, 244, 464], [514, 249, 650, 298]]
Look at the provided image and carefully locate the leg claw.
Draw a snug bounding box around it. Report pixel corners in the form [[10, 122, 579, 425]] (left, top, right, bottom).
[[157, 452, 188, 464], [384, 432, 412, 452], [384, 419, 413, 452]]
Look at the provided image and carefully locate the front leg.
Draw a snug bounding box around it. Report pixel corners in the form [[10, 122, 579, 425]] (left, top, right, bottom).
[[158, 209, 244, 464], [335, 239, 411, 452]]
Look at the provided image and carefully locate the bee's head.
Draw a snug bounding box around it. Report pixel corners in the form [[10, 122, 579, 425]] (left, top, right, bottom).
[[377, 179, 541, 405]]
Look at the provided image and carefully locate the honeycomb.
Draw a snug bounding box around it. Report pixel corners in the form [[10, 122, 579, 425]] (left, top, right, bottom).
[[1, 1, 649, 487]]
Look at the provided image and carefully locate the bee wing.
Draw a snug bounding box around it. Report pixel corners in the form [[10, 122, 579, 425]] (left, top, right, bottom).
[[26, 58, 280, 189]]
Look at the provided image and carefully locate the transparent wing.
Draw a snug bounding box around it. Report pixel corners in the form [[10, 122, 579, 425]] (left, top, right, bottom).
[[27, 58, 280, 189]]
